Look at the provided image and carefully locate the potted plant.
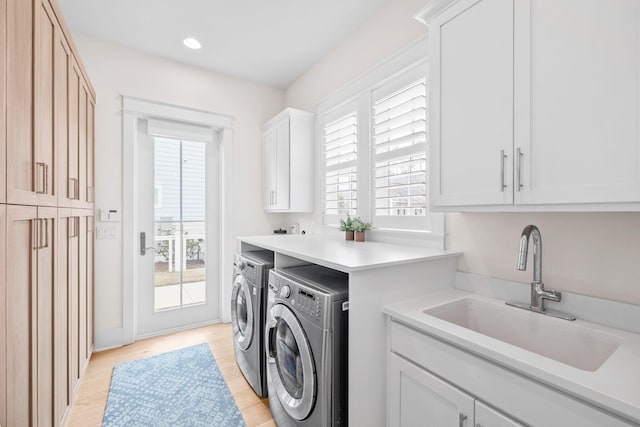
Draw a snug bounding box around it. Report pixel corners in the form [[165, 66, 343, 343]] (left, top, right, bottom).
[[351, 217, 371, 242], [339, 215, 355, 240]]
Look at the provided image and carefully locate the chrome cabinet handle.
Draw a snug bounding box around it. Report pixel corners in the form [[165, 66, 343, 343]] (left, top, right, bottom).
[[516, 147, 524, 192], [33, 220, 40, 249], [42, 219, 49, 248], [459, 413, 468, 427], [69, 178, 79, 200], [45, 163, 49, 194], [499, 150, 507, 192], [36, 162, 46, 194]]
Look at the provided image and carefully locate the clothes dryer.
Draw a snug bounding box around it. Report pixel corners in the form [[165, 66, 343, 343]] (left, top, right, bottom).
[[265, 265, 349, 426], [231, 251, 273, 397]]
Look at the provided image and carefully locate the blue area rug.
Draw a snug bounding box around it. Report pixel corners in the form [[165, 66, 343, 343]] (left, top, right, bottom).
[[102, 343, 246, 427]]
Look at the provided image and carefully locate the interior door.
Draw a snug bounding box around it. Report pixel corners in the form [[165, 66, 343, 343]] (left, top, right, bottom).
[[265, 303, 316, 421], [136, 123, 220, 337]]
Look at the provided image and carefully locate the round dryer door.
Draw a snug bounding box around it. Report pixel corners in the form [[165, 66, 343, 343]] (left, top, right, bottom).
[[231, 274, 254, 351], [266, 303, 316, 421]]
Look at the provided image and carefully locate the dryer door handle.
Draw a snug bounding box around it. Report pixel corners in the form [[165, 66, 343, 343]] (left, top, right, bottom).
[[265, 316, 277, 362]]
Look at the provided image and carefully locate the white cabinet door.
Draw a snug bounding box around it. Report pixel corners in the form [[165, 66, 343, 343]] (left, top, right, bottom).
[[388, 353, 475, 427], [430, 0, 514, 207], [516, 0, 640, 205], [273, 118, 290, 210], [263, 117, 290, 211], [263, 126, 277, 210], [475, 401, 524, 427]]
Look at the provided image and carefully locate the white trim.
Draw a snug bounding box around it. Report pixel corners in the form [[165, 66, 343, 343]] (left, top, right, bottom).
[[122, 96, 234, 345], [135, 318, 222, 341], [316, 35, 429, 114], [414, 0, 464, 25]]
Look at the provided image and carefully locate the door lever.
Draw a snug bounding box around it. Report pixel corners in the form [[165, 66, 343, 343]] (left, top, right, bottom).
[[140, 231, 156, 256]]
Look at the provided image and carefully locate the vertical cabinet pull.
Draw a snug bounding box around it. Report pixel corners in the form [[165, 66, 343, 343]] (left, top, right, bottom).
[[459, 413, 468, 427], [69, 178, 79, 200], [36, 162, 47, 194], [516, 147, 524, 192], [33, 220, 40, 250], [42, 219, 49, 249], [499, 150, 507, 192]]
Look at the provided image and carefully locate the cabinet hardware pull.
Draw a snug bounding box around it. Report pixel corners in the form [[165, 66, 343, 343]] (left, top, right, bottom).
[[516, 147, 524, 192], [273, 190, 277, 205], [459, 413, 468, 427], [33, 220, 40, 250], [44, 163, 49, 194], [36, 162, 46, 193], [69, 217, 74, 238], [41, 219, 49, 249], [76, 178, 80, 200], [499, 150, 507, 192]]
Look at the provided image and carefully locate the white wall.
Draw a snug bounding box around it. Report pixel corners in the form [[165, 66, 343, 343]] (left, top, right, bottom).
[[284, 0, 640, 306], [74, 35, 288, 348]]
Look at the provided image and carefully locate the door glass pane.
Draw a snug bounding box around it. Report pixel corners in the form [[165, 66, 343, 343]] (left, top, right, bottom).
[[153, 138, 206, 311], [236, 287, 248, 335], [275, 319, 304, 399]]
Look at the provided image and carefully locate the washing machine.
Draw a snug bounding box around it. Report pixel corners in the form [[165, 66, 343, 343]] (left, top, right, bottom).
[[231, 251, 274, 397], [265, 265, 349, 427]]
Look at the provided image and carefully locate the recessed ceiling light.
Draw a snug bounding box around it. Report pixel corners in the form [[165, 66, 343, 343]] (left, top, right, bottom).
[[183, 38, 201, 50]]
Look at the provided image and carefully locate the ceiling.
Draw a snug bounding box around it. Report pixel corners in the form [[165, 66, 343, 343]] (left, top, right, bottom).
[[57, 0, 387, 89]]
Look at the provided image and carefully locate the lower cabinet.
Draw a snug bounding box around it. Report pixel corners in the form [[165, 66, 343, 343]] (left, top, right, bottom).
[[388, 320, 635, 427], [389, 353, 522, 427], [2, 206, 93, 426]]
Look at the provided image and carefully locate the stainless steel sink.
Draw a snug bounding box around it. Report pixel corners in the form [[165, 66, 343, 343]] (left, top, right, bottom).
[[424, 298, 621, 371]]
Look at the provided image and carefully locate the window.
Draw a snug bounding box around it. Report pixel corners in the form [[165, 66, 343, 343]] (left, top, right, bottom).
[[323, 107, 359, 223], [322, 65, 431, 232], [372, 74, 428, 230]]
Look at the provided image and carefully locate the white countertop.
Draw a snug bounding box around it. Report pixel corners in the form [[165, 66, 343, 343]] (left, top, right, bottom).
[[383, 290, 640, 423], [239, 234, 461, 273]]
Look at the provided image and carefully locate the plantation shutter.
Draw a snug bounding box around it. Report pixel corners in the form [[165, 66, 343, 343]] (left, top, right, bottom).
[[372, 75, 428, 228], [324, 111, 358, 217]]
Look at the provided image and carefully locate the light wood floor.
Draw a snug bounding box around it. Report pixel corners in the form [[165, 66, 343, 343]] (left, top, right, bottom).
[[65, 323, 275, 427]]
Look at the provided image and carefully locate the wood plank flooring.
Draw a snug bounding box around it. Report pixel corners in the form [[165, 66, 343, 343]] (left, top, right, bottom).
[[65, 323, 275, 427]]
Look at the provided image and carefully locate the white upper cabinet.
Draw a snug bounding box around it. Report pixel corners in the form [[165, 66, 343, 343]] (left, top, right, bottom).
[[262, 108, 314, 212], [423, 0, 640, 210]]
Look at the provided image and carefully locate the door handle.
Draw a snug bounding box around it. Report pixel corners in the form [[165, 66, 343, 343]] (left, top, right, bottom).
[[499, 149, 507, 192], [36, 162, 46, 194], [140, 232, 155, 256], [516, 147, 524, 192], [459, 413, 468, 427]]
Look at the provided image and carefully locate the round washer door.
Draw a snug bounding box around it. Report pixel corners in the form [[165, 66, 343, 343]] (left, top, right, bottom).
[[231, 274, 254, 351], [266, 303, 316, 421]]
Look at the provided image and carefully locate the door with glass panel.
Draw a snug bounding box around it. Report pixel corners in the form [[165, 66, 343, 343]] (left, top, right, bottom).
[[137, 131, 219, 336]]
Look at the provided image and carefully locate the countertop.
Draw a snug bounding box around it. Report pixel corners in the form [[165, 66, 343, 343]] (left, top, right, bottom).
[[383, 290, 640, 423], [238, 234, 461, 273]]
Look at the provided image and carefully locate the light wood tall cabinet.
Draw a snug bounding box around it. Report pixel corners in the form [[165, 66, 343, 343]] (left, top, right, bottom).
[[2, 0, 96, 425], [423, 0, 640, 210]]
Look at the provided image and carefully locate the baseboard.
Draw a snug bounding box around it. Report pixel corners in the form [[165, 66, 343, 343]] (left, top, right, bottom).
[[135, 318, 223, 341]]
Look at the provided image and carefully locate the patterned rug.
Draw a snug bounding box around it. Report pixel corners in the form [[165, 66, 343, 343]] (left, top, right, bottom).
[[102, 343, 246, 427]]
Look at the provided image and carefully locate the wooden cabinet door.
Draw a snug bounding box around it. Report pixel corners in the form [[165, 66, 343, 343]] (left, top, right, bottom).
[[77, 210, 88, 374], [87, 98, 95, 206], [0, 205, 6, 426], [56, 29, 73, 207], [6, 205, 38, 426], [78, 84, 88, 207], [388, 353, 475, 427], [55, 209, 75, 425], [86, 214, 94, 355], [516, 0, 640, 205], [429, 0, 514, 207], [6, 0, 37, 206], [0, 0, 6, 204], [68, 61, 81, 206], [33, 0, 57, 207], [36, 206, 56, 427], [475, 401, 525, 427]]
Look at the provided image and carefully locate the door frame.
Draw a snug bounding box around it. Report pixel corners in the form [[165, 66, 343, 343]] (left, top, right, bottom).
[[122, 96, 234, 344]]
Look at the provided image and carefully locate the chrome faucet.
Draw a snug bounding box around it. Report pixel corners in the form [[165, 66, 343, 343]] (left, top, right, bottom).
[[507, 225, 576, 321]]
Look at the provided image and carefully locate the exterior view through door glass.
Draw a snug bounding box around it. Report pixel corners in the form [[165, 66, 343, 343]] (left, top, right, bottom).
[[153, 137, 206, 310]]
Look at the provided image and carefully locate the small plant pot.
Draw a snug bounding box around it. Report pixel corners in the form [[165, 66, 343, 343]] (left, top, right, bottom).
[[355, 231, 365, 242], [345, 231, 354, 241]]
